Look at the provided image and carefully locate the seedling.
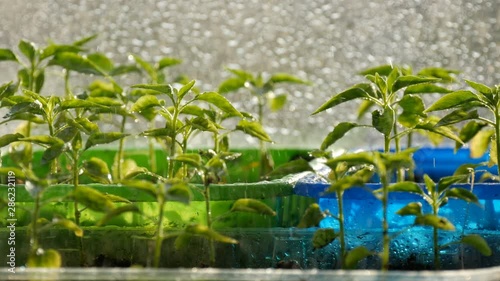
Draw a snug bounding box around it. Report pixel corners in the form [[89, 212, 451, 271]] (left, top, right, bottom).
[[394, 173, 491, 269], [427, 82, 500, 178], [312, 65, 462, 181], [173, 150, 276, 266], [0, 168, 82, 268], [218, 68, 310, 177]]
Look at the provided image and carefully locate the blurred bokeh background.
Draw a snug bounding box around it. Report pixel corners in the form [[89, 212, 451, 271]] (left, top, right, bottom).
[[0, 0, 498, 150]]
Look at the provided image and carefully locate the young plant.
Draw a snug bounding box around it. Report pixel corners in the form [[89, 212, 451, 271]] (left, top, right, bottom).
[[326, 149, 416, 270], [296, 165, 375, 269], [426, 82, 500, 178], [394, 173, 491, 269], [131, 81, 244, 179], [131, 54, 182, 173], [173, 150, 276, 266], [0, 168, 83, 268], [312, 65, 462, 181], [218, 68, 310, 177]]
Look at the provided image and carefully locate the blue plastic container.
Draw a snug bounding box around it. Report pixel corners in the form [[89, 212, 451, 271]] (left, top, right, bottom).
[[412, 147, 497, 182], [294, 180, 500, 268]]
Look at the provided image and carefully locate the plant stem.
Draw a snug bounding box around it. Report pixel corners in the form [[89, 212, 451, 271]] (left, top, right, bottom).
[[64, 70, 71, 97], [30, 193, 41, 253], [72, 151, 85, 266], [116, 115, 127, 181], [204, 176, 215, 266], [384, 133, 390, 154], [337, 190, 346, 269], [381, 173, 390, 271], [257, 96, 272, 178], [495, 107, 500, 178], [393, 122, 405, 182], [148, 120, 157, 174], [153, 197, 165, 268], [168, 110, 180, 179]]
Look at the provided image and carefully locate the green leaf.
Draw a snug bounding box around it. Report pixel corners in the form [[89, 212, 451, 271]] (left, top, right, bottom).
[[177, 80, 195, 101], [312, 228, 337, 250], [469, 129, 494, 158], [396, 202, 423, 216], [49, 52, 104, 75], [104, 194, 132, 204], [188, 116, 219, 133], [312, 85, 370, 115], [414, 214, 455, 231], [456, 121, 488, 150], [297, 203, 324, 228], [445, 188, 479, 204], [132, 55, 156, 80], [0, 49, 18, 62], [417, 67, 459, 82], [140, 128, 175, 138], [230, 199, 276, 216], [227, 68, 254, 81], [121, 180, 157, 199], [27, 249, 61, 268], [72, 131, 83, 151], [41, 143, 65, 165], [372, 107, 394, 135], [87, 53, 114, 73], [39, 44, 83, 60], [196, 91, 243, 117], [184, 224, 238, 244], [218, 77, 246, 94], [327, 167, 374, 192], [235, 120, 272, 142], [268, 93, 287, 112], [0, 133, 24, 147], [67, 117, 100, 135], [0, 168, 25, 180], [131, 84, 174, 101], [70, 185, 115, 212], [359, 64, 394, 76], [72, 34, 98, 46], [345, 246, 373, 269], [436, 109, 479, 127], [85, 132, 129, 150], [51, 218, 83, 237], [461, 234, 492, 256], [465, 79, 492, 95], [164, 181, 192, 205], [425, 91, 481, 112], [20, 135, 64, 146], [321, 122, 359, 150], [387, 181, 423, 195], [109, 64, 141, 76], [173, 153, 202, 168], [404, 84, 453, 95], [17, 68, 30, 89], [415, 122, 464, 144], [436, 175, 469, 193], [83, 157, 112, 184], [96, 205, 141, 226], [131, 95, 162, 113], [157, 57, 182, 69], [398, 95, 426, 128], [18, 40, 36, 63], [326, 151, 377, 168], [268, 73, 309, 85], [34, 70, 45, 93], [267, 158, 312, 180], [357, 100, 375, 119], [392, 76, 439, 93], [57, 99, 107, 111]]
